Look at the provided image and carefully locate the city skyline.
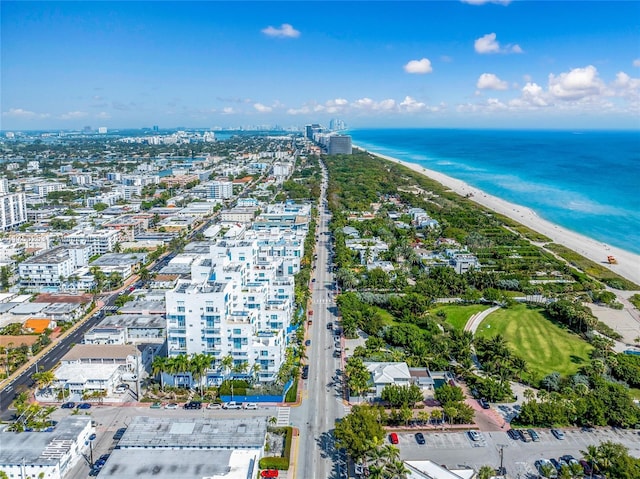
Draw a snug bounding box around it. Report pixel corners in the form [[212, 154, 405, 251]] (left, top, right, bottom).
[[2, 1, 639, 131]]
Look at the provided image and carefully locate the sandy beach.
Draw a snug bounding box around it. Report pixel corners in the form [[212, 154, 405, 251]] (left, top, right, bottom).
[[362, 149, 640, 288]]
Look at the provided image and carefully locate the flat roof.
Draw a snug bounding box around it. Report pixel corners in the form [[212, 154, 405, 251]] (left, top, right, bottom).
[[61, 344, 139, 361], [98, 449, 259, 479], [117, 416, 267, 449], [55, 362, 120, 381], [97, 314, 165, 329], [0, 416, 91, 465]]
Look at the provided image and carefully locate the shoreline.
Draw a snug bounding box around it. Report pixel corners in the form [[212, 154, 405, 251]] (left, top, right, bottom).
[[357, 147, 640, 288]]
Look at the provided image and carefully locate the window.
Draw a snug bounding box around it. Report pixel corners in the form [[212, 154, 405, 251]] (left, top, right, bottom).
[[261, 351, 268, 357], [233, 328, 241, 335]]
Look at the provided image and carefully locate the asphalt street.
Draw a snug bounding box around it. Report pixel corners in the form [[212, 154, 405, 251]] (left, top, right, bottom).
[[290, 162, 347, 479]]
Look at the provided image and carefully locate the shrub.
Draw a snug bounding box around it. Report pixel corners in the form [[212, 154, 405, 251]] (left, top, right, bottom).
[[258, 426, 293, 470], [285, 378, 298, 403]]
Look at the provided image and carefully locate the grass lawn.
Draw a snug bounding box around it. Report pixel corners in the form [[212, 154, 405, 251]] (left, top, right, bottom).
[[432, 304, 492, 331], [475, 304, 593, 380]]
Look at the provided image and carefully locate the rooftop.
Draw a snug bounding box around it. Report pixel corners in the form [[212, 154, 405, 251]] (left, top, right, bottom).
[[61, 344, 139, 362]]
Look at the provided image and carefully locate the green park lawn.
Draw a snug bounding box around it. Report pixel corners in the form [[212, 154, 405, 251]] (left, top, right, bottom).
[[432, 304, 492, 331], [475, 304, 593, 380]]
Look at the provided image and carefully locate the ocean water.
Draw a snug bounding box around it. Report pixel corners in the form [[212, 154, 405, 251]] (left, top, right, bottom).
[[349, 129, 640, 255]]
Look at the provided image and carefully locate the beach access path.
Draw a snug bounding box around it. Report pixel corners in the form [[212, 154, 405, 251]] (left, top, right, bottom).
[[367, 150, 640, 288]]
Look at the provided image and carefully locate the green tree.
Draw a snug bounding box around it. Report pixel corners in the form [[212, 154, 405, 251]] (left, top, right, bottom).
[[344, 357, 371, 397], [334, 405, 386, 461], [477, 466, 495, 479]]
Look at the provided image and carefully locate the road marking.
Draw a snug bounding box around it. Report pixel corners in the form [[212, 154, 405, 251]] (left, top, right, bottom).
[[276, 407, 290, 426]]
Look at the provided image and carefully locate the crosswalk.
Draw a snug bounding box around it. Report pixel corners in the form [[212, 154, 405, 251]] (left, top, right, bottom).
[[312, 298, 334, 305], [276, 407, 290, 426]]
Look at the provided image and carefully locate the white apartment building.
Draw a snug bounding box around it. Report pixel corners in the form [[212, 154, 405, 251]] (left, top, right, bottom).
[[62, 228, 119, 256], [69, 174, 92, 185], [165, 239, 295, 385], [0, 192, 27, 231], [18, 245, 91, 291], [6, 231, 54, 251], [32, 182, 64, 198], [0, 178, 8, 193], [117, 184, 143, 200], [207, 180, 233, 199], [86, 191, 123, 207], [0, 240, 24, 261]]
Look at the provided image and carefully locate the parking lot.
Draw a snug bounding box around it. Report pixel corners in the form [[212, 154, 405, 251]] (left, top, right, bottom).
[[395, 427, 640, 477]]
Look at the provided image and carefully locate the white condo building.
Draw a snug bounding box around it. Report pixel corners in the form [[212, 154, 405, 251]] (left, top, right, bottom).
[[165, 239, 296, 385], [207, 180, 233, 200], [0, 192, 27, 231], [62, 229, 120, 256], [18, 245, 91, 291]]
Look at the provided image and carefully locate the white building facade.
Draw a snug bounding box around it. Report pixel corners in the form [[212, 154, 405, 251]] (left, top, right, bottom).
[[0, 192, 27, 230]]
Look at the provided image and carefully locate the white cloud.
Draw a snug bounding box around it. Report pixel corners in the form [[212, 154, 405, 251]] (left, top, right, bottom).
[[253, 103, 272, 113], [2, 108, 50, 119], [222, 107, 236, 114], [474, 33, 522, 54], [404, 58, 433, 74], [261, 23, 300, 38], [96, 112, 111, 119], [633, 59, 640, 67], [477, 73, 508, 90], [59, 111, 88, 120], [548, 65, 605, 101], [399, 96, 427, 113], [461, 0, 511, 4]]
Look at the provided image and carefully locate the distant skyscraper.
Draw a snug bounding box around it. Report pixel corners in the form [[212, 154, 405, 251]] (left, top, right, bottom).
[[305, 123, 322, 140], [328, 135, 352, 155], [152, 125, 159, 132], [329, 118, 346, 131], [98, 127, 107, 134]]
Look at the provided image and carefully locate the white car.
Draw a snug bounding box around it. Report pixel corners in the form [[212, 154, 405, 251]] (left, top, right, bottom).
[[468, 430, 482, 442], [222, 401, 242, 410], [206, 402, 221, 409], [164, 403, 178, 410], [244, 402, 258, 410], [114, 386, 127, 394]]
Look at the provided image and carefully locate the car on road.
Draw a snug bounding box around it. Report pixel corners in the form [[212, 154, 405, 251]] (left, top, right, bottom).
[[244, 402, 258, 410], [206, 402, 222, 409], [184, 401, 202, 410], [222, 401, 242, 410], [415, 432, 425, 445], [89, 433, 97, 441], [164, 402, 179, 409], [327, 322, 332, 329], [150, 402, 162, 409], [113, 428, 126, 440], [301, 365, 309, 379], [305, 339, 311, 346], [61, 402, 75, 409], [468, 430, 482, 442], [260, 470, 279, 478], [77, 402, 91, 409], [389, 432, 399, 444], [527, 428, 540, 442], [551, 428, 565, 440]]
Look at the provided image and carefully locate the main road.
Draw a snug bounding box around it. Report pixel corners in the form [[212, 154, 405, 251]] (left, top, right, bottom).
[[291, 161, 346, 479]]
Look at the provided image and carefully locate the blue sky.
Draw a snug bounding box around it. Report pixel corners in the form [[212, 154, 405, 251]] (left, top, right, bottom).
[[2, 1, 639, 130]]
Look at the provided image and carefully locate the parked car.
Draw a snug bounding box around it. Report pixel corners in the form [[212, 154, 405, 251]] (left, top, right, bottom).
[[113, 428, 126, 440], [507, 429, 520, 440], [305, 339, 311, 346], [389, 432, 399, 444], [206, 402, 222, 409], [535, 459, 558, 479], [77, 402, 92, 409], [327, 322, 333, 330], [184, 401, 202, 410], [114, 385, 127, 394], [478, 398, 490, 409], [551, 428, 565, 440], [164, 403, 179, 410], [415, 432, 425, 445], [579, 460, 593, 475], [222, 401, 242, 410], [61, 402, 75, 409], [260, 470, 279, 478], [150, 402, 162, 409], [468, 430, 482, 442], [521, 429, 532, 442], [89, 433, 97, 441], [244, 402, 258, 410], [527, 428, 540, 442]]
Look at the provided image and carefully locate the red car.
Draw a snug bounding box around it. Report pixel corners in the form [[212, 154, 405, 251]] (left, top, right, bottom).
[[389, 432, 399, 444], [260, 470, 279, 478]]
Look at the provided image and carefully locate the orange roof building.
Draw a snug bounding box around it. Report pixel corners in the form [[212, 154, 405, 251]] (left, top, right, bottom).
[[23, 318, 55, 334]]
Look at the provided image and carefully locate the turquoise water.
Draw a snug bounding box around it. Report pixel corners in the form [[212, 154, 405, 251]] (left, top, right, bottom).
[[349, 129, 640, 255]]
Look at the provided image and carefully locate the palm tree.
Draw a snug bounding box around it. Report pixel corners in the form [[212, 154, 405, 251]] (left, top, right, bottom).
[[172, 354, 191, 388], [151, 355, 167, 391], [540, 464, 556, 478], [478, 466, 495, 479], [384, 459, 410, 479], [32, 370, 55, 394], [189, 353, 212, 395], [220, 354, 234, 379]]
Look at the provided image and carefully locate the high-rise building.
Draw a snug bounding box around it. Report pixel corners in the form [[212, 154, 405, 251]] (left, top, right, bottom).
[[98, 127, 107, 134], [305, 123, 322, 140], [0, 192, 26, 230], [328, 135, 352, 155], [329, 118, 346, 131], [207, 180, 233, 199]]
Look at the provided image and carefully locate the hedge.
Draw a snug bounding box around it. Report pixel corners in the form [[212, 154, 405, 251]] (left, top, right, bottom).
[[285, 378, 298, 403], [259, 426, 293, 470]]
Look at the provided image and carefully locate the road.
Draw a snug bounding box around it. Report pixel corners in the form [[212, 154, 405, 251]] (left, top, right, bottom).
[[291, 161, 346, 479]]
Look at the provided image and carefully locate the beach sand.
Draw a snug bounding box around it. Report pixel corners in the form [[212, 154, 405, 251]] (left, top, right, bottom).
[[364, 149, 640, 288]]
